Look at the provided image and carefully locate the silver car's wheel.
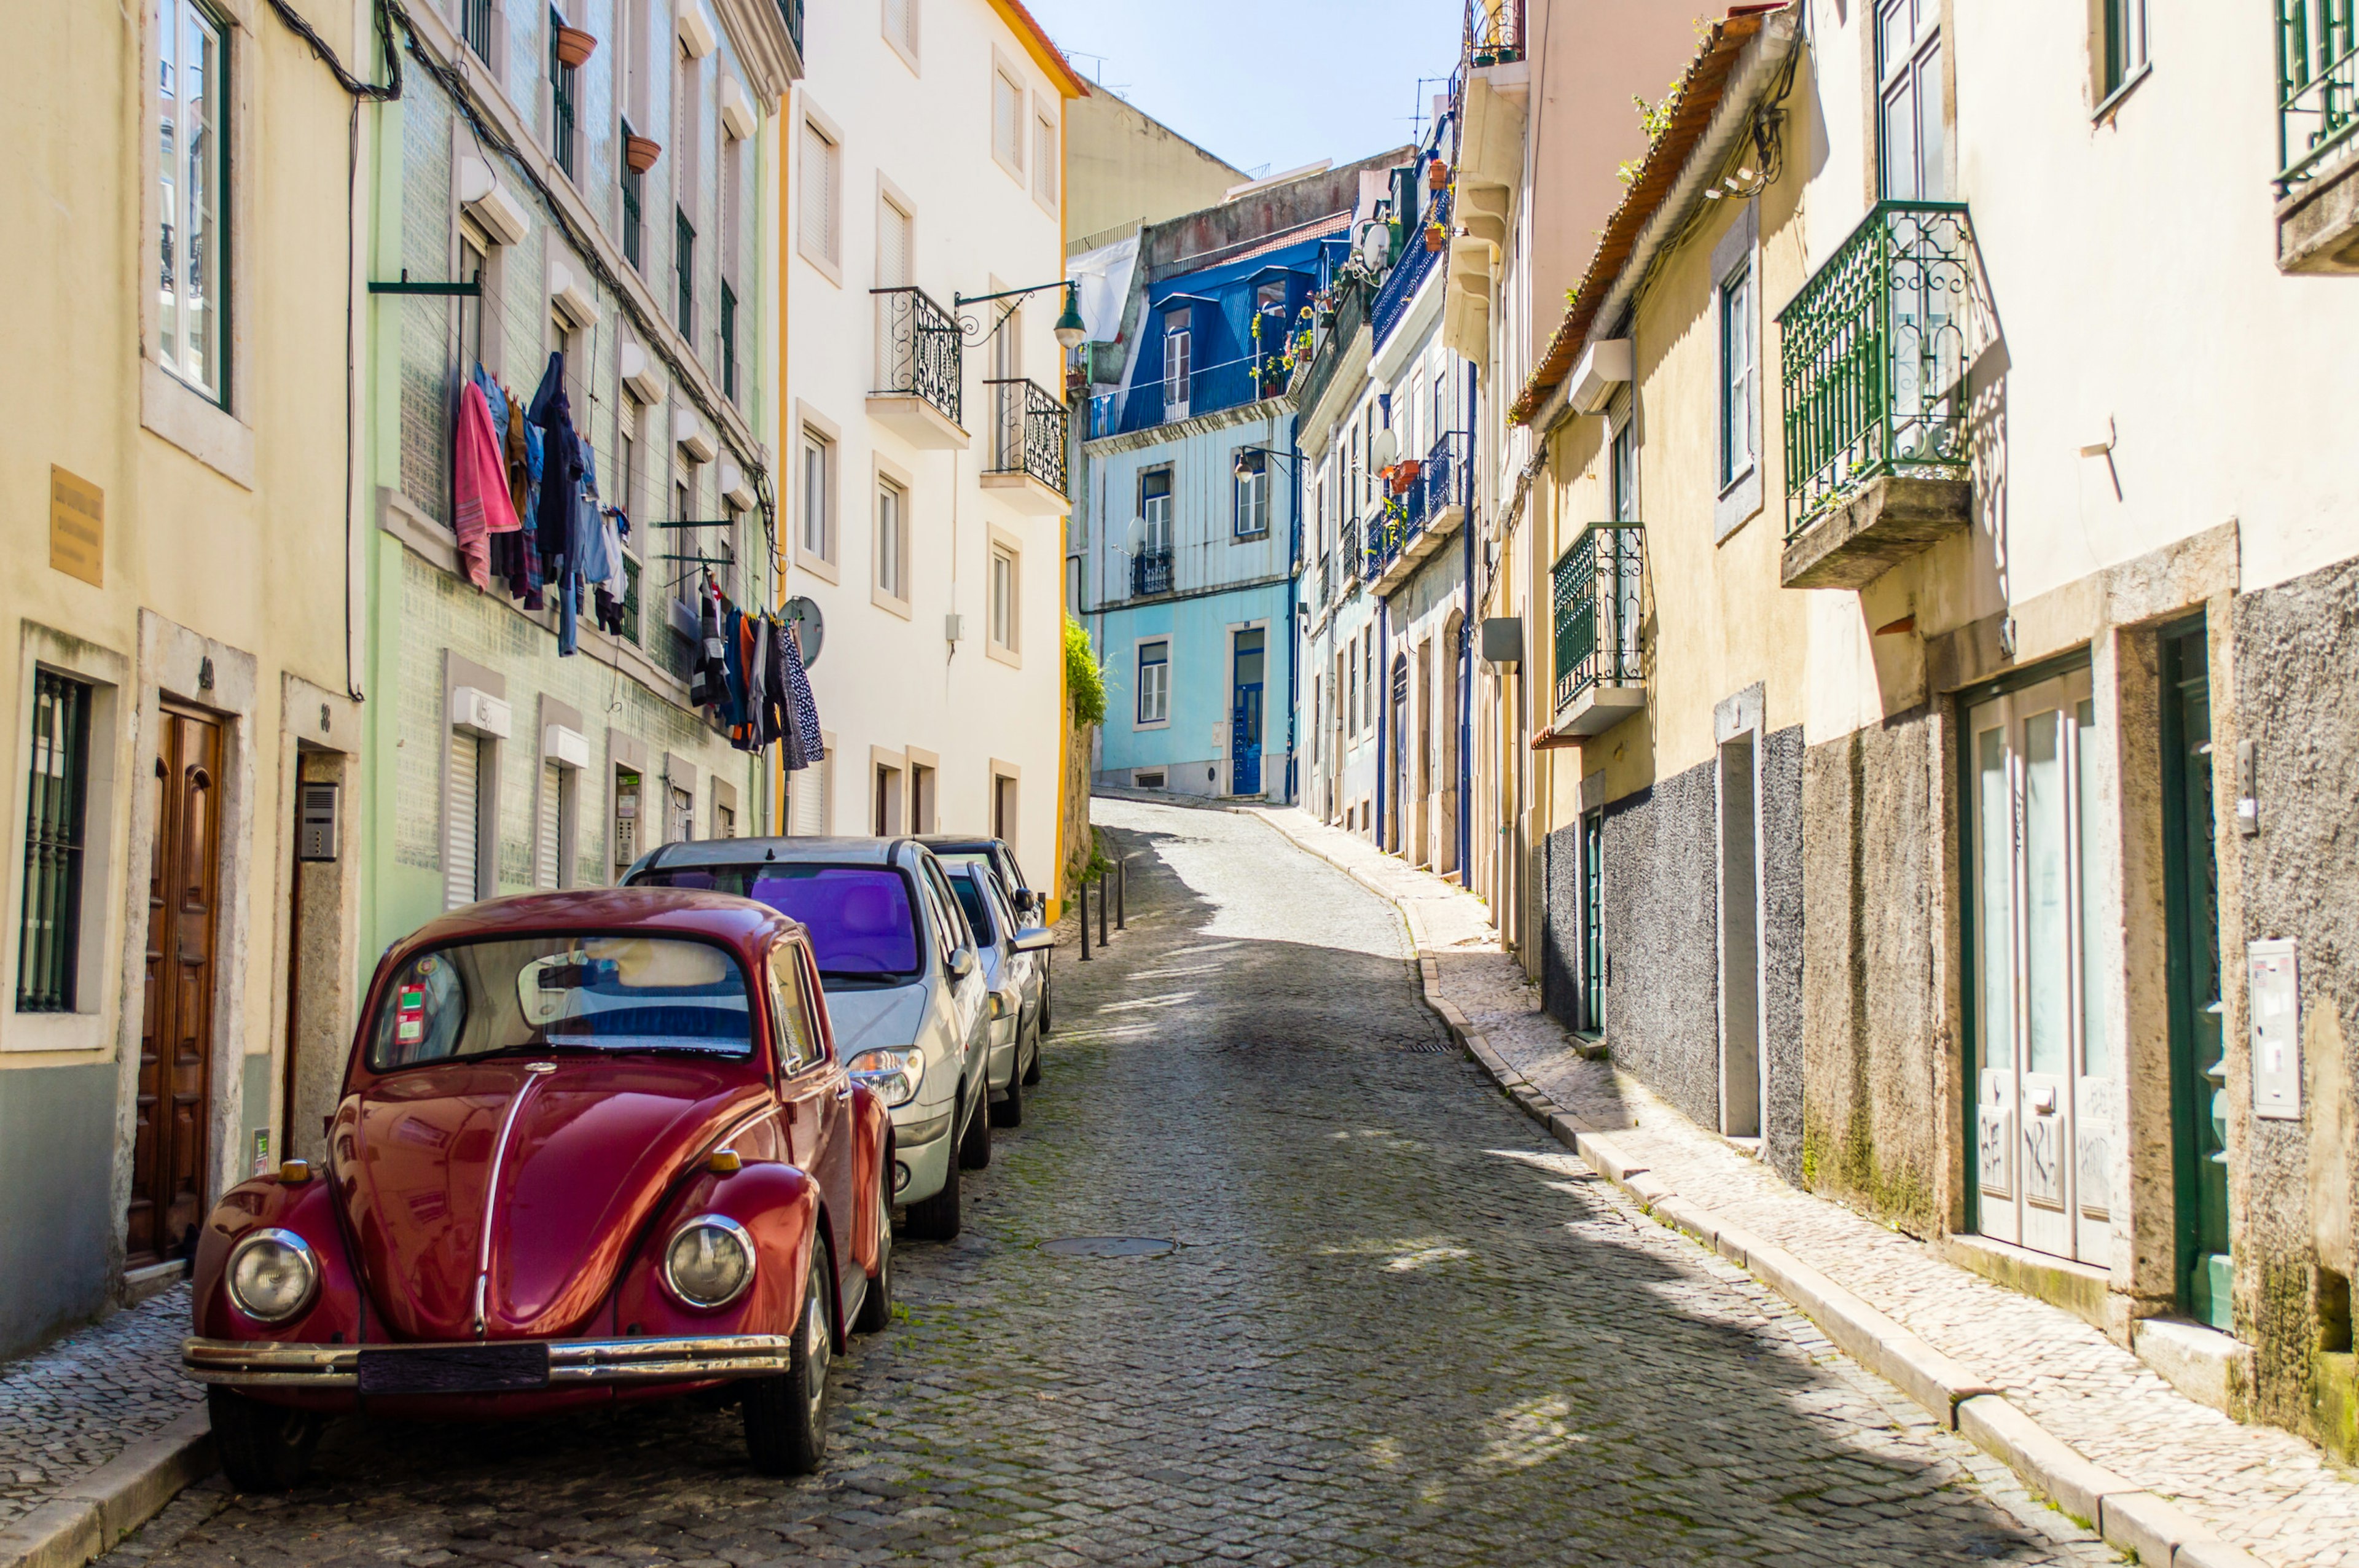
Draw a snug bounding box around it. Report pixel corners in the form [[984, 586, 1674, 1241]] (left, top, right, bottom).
[[853, 1171, 894, 1333]]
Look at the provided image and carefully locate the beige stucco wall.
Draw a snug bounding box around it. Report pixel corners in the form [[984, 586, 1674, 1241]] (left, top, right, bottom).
[[1063, 92, 1245, 252]]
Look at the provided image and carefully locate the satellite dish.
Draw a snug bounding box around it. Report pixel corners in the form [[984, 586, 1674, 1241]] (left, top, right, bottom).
[[1358, 222, 1392, 270], [1370, 429, 1400, 470], [1123, 516, 1145, 557], [783, 596, 824, 669]]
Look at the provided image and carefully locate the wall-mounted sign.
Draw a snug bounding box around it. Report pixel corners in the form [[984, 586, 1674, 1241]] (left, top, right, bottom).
[[49, 466, 103, 587], [2250, 938, 2301, 1120]]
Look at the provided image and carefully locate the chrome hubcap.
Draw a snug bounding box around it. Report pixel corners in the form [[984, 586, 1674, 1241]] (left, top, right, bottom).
[[805, 1282, 829, 1423]]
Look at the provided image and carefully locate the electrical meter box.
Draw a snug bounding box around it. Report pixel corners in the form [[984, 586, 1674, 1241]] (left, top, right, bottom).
[[2249, 938, 2301, 1120]]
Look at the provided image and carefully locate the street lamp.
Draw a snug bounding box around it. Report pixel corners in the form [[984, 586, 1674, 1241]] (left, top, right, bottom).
[[1233, 445, 1305, 480], [953, 279, 1089, 351]]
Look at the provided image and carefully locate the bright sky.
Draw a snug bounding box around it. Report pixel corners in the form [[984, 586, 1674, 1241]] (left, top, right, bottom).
[[1021, 0, 1465, 177]]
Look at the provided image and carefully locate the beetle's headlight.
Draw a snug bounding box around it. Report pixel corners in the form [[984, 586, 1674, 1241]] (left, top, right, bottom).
[[663, 1215, 757, 1309], [227, 1228, 319, 1323], [847, 1047, 924, 1107]]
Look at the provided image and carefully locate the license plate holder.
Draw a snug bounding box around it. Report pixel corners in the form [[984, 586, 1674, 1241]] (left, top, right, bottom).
[[356, 1342, 551, 1395]]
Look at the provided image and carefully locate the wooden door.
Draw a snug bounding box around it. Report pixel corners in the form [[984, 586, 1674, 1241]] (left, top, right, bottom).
[[128, 708, 222, 1266]]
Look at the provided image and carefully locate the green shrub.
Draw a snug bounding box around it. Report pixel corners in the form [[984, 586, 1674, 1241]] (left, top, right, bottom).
[[1064, 614, 1106, 727]]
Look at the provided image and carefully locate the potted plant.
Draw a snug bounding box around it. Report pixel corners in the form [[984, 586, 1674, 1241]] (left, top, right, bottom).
[[1394, 458, 1422, 490], [554, 22, 597, 67], [1424, 222, 1447, 253], [625, 133, 662, 173], [1427, 158, 1449, 190]]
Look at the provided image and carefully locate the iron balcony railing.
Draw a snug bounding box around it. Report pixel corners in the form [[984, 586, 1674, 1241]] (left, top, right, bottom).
[[1294, 273, 1367, 419], [871, 286, 963, 428], [1359, 504, 1396, 580], [1132, 546, 1173, 599], [1464, 0, 1525, 64], [1777, 200, 1984, 540], [1310, 553, 1327, 607], [1406, 430, 1470, 530], [778, 0, 804, 57], [984, 377, 1070, 497], [548, 10, 577, 179], [1552, 525, 1645, 715], [2280, 1, 2359, 186], [1372, 189, 1449, 351], [1338, 520, 1360, 589]]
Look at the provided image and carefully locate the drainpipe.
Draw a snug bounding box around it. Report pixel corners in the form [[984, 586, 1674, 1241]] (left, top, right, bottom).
[[1460, 364, 1476, 880], [1285, 412, 1302, 803], [1376, 595, 1391, 850]]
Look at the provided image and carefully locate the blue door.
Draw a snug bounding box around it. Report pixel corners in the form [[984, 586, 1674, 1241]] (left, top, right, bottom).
[[1230, 629, 1264, 796]]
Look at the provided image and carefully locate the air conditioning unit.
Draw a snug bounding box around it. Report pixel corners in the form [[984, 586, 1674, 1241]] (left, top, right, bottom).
[[619, 340, 665, 404], [455, 155, 529, 247], [542, 725, 589, 770], [719, 76, 756, 142], [549, 256, 600, 329], [674, 408, 716, 462], [1566, 338, 1633, 415], [675, 0, 716, 60], [450, 686, 512, 739]]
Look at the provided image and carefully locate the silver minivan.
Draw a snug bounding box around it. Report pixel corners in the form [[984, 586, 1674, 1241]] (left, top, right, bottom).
[[625, 837, 993, 1239]]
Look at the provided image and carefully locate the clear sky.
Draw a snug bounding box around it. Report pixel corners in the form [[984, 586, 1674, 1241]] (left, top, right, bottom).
[[1020, 0, 1465, 177]]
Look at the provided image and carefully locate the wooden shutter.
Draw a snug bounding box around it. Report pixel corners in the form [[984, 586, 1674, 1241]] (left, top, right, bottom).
[[790, 755, 829, 835], [801, 120, 837, 264], [445, 734, 480, 910], [536, 763, 562, 889]]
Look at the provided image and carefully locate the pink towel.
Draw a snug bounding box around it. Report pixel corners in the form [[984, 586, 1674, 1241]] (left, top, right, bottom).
[[452, 381, 520, 588]]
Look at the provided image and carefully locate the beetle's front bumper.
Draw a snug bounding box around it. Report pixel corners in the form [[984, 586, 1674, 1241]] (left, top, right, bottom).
[[184, 1333, 796, 1392]]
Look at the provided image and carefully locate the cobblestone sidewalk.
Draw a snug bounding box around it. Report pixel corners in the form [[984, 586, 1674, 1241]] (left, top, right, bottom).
[[0, 1286, 203, 1532], [1245, 805, 2359, 1568]]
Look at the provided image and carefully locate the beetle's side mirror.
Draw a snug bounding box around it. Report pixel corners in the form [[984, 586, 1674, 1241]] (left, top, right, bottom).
[[1013, 926, 1054, 953], [947, 948, 977, 981]]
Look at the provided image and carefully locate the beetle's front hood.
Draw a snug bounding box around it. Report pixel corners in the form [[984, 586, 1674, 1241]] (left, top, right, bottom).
[[823, 983, 928, 1057], [335, 1059, 767, 1342]]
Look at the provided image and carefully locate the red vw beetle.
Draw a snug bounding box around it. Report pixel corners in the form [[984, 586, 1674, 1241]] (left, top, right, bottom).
[[182, 889, 894, 1488]]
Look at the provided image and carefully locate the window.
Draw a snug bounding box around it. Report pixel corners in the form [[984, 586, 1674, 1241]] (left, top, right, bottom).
[[1611, 416, 1638, 522], [874, 190, 912, 383], [446, 730, 490, 910], [17, 673, 92, 1013], [1719, 260, 1755, 488], [800, 117, 840, 271], [1136, 641, 1170, 725], [714, 800, 735, 839], [617, 395, 640, 517], [1876, 0, 1944, 200], [535, 762, 568, 889], [1234, 450, 1270, 538], [990, 546, 1019, 652], [876, 475, 906, 599], [770, 947, 823, 1074], [719, 280, 738, 399], [799, 427, 834, 562], [2101, 0, 2148, 99], [461, 0, 494, 61], [620, 119, 646, 270], [673, 206, 695, 334], [992, 66, 1025, 177], [155, 0, 229, 404], [549, 8, 577, 178], [882, 0, 918, 63], [992, 773, 1017, 848], [1347, 640, 1361, 738], [673, 475, 693, 601], [1162, 321, 1191, 408], [1140, 469, 1172, 551], [1034, 108, 1058, 207]]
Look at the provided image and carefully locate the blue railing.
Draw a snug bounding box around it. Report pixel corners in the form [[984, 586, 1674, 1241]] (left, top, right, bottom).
[[1406, 431, 1469, 529], [1371, 190, 1449, 351]]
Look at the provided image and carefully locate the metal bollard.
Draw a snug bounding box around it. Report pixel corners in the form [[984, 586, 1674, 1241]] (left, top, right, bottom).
[[1116, 856, 1127, 929], [1078, 875, 1090, 961], [1097, 870, 1109, 947]]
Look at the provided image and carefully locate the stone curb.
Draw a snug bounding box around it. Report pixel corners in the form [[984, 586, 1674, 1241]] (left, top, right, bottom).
[[1241, 805, 2276, 1568], [0, 1411, 214, 1568]]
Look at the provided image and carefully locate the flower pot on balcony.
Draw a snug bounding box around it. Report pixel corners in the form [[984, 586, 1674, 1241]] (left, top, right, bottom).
[[554, 25, 597, 67], [1424, 224, 1447, 253], [1395, 459, 1422, 488], [1427, 159, 1449, 190], [624, 134, 662, 173], [1472, 48, 1496, 67]]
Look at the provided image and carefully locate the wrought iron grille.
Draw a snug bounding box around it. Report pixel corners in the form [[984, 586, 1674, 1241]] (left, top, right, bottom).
[[622, 555, 643, 646], [621, 153, 644, 271], [984, 377, 1069, 496], [1294, 273, 1366, 420], [1552, 525, 1645, 715], [548, 10, 576, 179], [1418, 430, 1470, 522], [721, 282, 738, 400], [1777, 201, 1981, 539], [870, 286, 963, 428], [1339, 520, 1359, 588], [1464, 0, 1525, 63], [1132, 546, 1174, 598], [1367, 501, 1414, 581], [17, 671, 90, 1013], [2280, 0, 2359, 186], [674, 208, 695, 336], [1372, 189, 1449, 351], [778, 0, 804, 55]]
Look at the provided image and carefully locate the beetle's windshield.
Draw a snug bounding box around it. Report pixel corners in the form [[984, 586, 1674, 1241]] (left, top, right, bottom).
[[635, 865, 922, 983], [368, 935, 754, 1071]]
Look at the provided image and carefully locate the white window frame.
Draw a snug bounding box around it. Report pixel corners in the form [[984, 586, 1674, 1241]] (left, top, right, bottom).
[[986, 526, 1022, 666], [1234, 450, 1270, 539], [1876, 0, 1946, 200], [882, 0, 919, 72], [1135, 639, 1171, 728], [794, 404, 840, 581], [1162, 321, 1192, 411], [1032, 99, 1059, 213], [797, 101, 843, 285], [872, 459, 912, 615], [154, 0, 232, 407], [990, 53, 1027, 183]]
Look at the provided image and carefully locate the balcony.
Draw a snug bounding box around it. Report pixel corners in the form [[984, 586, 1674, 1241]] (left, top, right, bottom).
[[1338, 520, 1361, 594], [980, 377, 1070, 515], [1294, 273, 1367, 421], [1545, 525, 1646, 740], [2277, 0, 2359, 271], [1777, 201, 1984, 591], [1131, 547, 1174, 599], [869, 286, 968, 448], [1372, 191, 1449, 351], [1366, 432, 1470, 598]]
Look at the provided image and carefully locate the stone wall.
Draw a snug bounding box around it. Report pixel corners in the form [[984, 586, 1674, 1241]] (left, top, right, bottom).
[[1598, 759, 1723, 1131], [2232, 555, 2359, 1451], [1762, 725, 1808, 1185], [1799, 708, 1947, 1237]]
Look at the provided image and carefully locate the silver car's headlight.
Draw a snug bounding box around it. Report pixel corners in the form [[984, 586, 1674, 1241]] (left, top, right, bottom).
[[990, 987, 1015, 1020], [227, 1228, 319, 1323], [663, 1215, 757, 1309], [848, 1047, 924, 1107]]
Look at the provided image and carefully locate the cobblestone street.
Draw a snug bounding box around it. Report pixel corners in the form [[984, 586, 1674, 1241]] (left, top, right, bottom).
[[106, 798, 2118, 1567]]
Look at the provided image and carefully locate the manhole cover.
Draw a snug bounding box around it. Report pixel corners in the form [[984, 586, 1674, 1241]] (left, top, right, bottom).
[[1038, 1236, 1176, 1258]]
